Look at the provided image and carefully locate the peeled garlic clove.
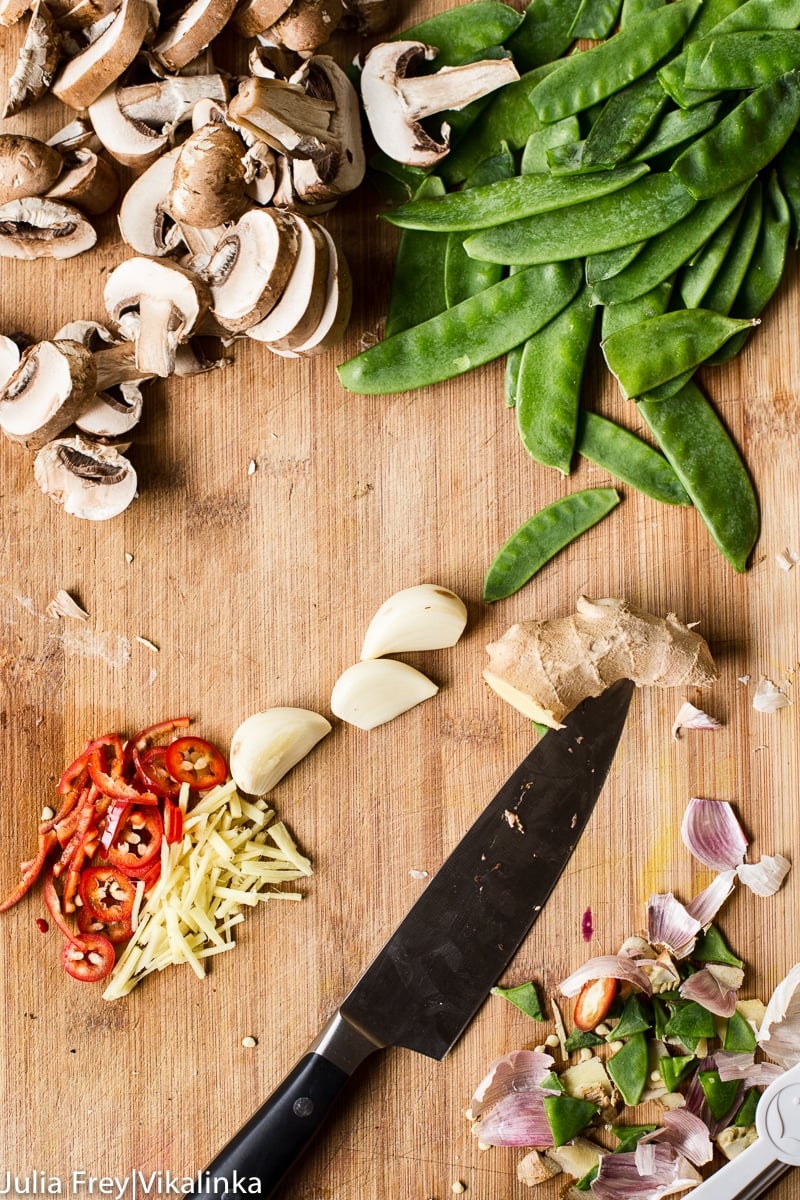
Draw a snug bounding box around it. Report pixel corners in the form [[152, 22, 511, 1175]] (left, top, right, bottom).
[[331, 659, 438, 730], [360, 583, 468, 659], [229, 707, 331, 795]]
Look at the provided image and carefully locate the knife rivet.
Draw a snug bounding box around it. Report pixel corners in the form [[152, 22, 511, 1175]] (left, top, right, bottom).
[[293, 1097, 314, 1118]]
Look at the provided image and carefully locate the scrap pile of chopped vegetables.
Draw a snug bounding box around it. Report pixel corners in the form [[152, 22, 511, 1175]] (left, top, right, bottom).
[[473, 797, 796, 1196], [0, 717, 311, 997]]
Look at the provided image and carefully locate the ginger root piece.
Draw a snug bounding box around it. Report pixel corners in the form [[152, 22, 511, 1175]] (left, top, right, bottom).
[[483, 595, 718, 729]]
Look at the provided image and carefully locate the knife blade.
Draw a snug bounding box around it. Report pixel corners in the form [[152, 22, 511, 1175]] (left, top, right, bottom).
[[193, 677, 634, 1198]]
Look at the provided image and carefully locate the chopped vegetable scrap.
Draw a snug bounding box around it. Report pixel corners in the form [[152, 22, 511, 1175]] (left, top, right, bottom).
[[471, 798, 794, 1195], [0, 718, 311, 995]]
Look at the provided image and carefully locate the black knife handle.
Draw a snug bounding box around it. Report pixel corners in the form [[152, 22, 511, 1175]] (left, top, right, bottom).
[[194, 1013, 380, 1199]]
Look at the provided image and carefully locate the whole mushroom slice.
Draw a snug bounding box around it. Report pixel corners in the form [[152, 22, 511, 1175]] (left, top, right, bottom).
[[51, 0, 152, 110], [260, 0, 344, 54], [0, 134, 63, 205], [0, 334, 21, 389], [34, 434, 137, 520], [104, 256, 211, 377], [268, 224, 351, 357], [45, 146, 118, 214], [76, 381, 144, 438], [289, 55, 365, 208], [205, 206, 300, 333], [0, 197, 96, 259], [360, 41, 519, 168], [168, 123, 249, 228], [227, 75, 335, 160], [118, 145, 182, 254], [150, 0, 237, 71], [0, 338, 96, 449], [47, 0, 118, 28], [47, 117, 101, 153], [246, 214, 329, 346], [1, 0, 61, 116]]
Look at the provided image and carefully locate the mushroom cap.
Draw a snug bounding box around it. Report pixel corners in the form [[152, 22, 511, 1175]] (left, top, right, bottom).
[[290, 55, 365, 204], [168, 123, 249, 228], [205, 206, 300, 333], [51, 0, 151, 110], [118, 145, 182, 255], [76, 381, 144, 438], [0, 197, 97, 259], [45, 146, 119, 215], [1, 0, 61, 117], [0, 338, 96, 448], [0, 334, 21, 389], [151, 0, 237, 70], [88, 84, 171, 168], [231, 0, 293, 38], [33, 434, 138, 520], [261, 0, 344, 53], [0, 133, 63, 205]]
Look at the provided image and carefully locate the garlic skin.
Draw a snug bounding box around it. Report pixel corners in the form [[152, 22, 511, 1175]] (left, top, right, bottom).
[[360, 583, 467, 659], [330, 658, 438, 729], [229, 707, 331, 795]]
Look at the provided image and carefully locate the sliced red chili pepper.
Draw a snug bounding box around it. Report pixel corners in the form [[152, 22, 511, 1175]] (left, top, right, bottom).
[[78, 865, 136, 924], [77, 907, 133, 946], [134, 745, 181, 800], [123, 716, 191, 774], [88, 748, 159, 805], [162, 797, 184, 845], [0, 830, 58, 913], [107, 807, 163, 874], [61, 932, 115, 982], [573, 977, 619, 1032], [43, 873, 78, 942], [99, 800, 131, 855], [164, 736, 227, 790]]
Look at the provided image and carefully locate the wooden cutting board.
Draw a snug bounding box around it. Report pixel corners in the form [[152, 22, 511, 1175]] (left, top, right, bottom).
[[2, 9, 800, 1198]]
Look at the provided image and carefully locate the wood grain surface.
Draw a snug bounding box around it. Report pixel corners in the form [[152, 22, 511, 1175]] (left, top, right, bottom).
[[2, 8, 800, 1199]]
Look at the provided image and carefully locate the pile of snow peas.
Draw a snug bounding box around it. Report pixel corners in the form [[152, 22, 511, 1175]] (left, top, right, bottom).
[[337, 0, 800, 597]]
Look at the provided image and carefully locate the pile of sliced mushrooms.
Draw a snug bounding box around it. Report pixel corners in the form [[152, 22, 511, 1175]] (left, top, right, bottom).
[[0, 0, 518, 519]]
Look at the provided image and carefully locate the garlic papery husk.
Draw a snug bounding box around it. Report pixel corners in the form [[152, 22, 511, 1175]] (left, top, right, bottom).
[[685, 1056, 743, 1134], [469, 1050, 557, 1149], [752, 676, 791, 713], [678, 964, 743, 1017], [229, 707, 332, 796], [360, 583, 467, 659], [681, 797, 748, 872], [470, 1049, 555, 1119], [592, 1145, 701, 1200], [642, 1110, 714, 1168], [646, 893, 702, 960], [757, 962, 800, 1069], [671, 700, 722, 740], [637, 951, 681, 994], [715, 1050, 784, 1088], [737, 853, 791, 897], [685, 869, 737, 925], [558, 954, 652, 998], [330, 658, 438, 729]]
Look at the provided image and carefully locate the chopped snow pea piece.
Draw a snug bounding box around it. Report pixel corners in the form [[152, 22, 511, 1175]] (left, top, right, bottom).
[[465, 173, 696, 265], [483, 487, 620, 601], [658, 1053, 696, 1091], [607, 993, 653, 1040], [530, 0, 702, 122], [610, 1124, 659, 1152], [491, 979, 546, 1020], [684, 30, 800, 90], [577, 410, 691, 507], [564, 1027, 606, 1051], [735, 1087, 760, 1127], [693, 924, 745, 967], [698, 1069, 742, 1121], [606, 1032, 649, 1105], [543, 1095, 599, 1147], [384, 176, 449, 339], [724, 1008, 757, 1052], [663, 999, 717, 1050], [384, 163, 648, 233], [338, 260, 582, 395], [396, 0, 525, 64]]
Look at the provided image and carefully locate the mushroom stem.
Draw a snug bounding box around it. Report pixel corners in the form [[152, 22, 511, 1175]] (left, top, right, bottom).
[[397, 57, 520, 120], [93, 341, 152, 389], [228, 75, 335, 158], [116, 73, 229, 126]]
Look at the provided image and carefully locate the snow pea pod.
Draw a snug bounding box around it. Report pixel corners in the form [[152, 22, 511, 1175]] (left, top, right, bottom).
[[519, 117, 581, 173], [630, 100, 723, 164], [507, 0, 581, 71], [337, 260, 582, 395], [590, 180, 751, 305], [620, 0, 666, 25], [679, 197, 747, 309], [684, 31, 800, 90], [777, 135, 800, 246], [585, 241, 644, 285], [530, 0, 702, 123], [570, 0, 622, 39], [637, 381, 759, 571], [465, 172, 696, 265], [702, 179, 763, 314], [574, 73, 668, 170], [602, 309, 757, 398], [577, 411, 690, 505], [671, 71, 800, 199], [397, 0, 524, 64], [384, 176, 449, 339], [482, 487, 620, 601], [600, 279, 673, 339], [384, 162, 648, 233], [443, 148, 515, 307], [516, 285, 596, 474]]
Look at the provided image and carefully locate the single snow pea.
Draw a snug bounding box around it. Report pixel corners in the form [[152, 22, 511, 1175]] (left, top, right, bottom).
[[519, 117, 581, 173], [482, 486, 620, 600], [630, 100, 723, 163], [684, 30, 800, 90], [702, 178, 763, 314], [569, 0, 623, 39], [679, 198, 746, 309], [575, 73, 669, 170], [637, 380, 759, 571], [585, 241, 645, 285], [465, 172, 696, 265], [607, 1032, 649, 1106], [383, 162, 648, 233], [338, 260, 582, 396], [516, 285, 596, 474], [384, 176, 449, 339], [602, 309, 756, 398], [600, 279, 673, 340], [530, 0, 702, 123], [504, 343, 524, 406], [671, 71, 800, 199], [444, 147, 515, 307], [543, 1095, 599, 1148], [577, 410, 691, 505], [507, 0, 581, 71], [777, 134, 800, 246], [620, 0, 666, 25], [396, 1, 524, 65], [590, 180, 751, 305]]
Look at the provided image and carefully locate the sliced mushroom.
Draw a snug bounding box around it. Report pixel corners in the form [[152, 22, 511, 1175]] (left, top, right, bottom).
[[33, 434, 137, 520], [89, 83, 168, 167], [104, 256, 211, 377], [246, 214, 328, 346], [0, 134, 63, 205], [341, 0, 395, 34], [173, 334, 234, 374], [45, 146, 118, 214], [47, 0, 118, 28], [242, 139, 277, 206], [0, 334, 21, 389], [172, 220, 227, 273], [51, 0, 151, 110], [168, 122, 249, 228], [0, 197, 96, 259], [0, 338, 96, 448], [360, 42, 520, 168], [231, 0, 292, 38], [1, 0, 61, 116], [190, 94, 227, 127], [76, 381, 144, 438], [204, 206, 300, 333], [118, 144, 181, 254], [289, 56, 365, 208], [248, 39, 299, 80], [227, 75, 335, 160], [268, 224, 351, 357], [260, 0, 344, 54], [150, 0, 237, 72], [47, 116, 101, 152]]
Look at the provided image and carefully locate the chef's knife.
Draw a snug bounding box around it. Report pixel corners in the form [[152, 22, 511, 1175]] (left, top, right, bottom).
[[194, 677, 634, 1197]]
